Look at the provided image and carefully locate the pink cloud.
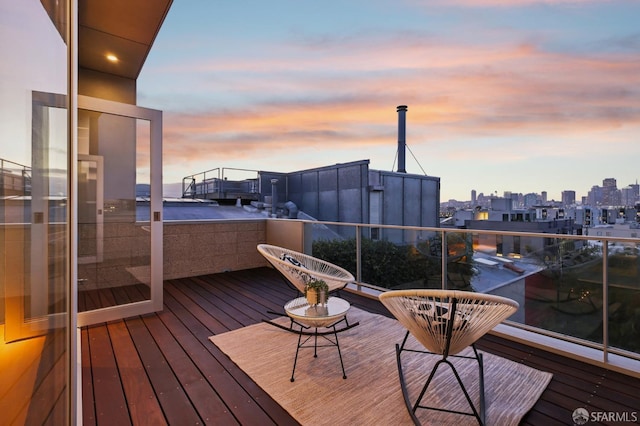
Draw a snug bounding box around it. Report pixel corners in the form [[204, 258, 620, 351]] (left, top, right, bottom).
[[155, 31, 640, 181], [407, 0, 604, 7]]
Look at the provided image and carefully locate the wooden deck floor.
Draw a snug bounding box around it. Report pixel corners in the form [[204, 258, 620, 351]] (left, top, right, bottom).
[[81, 267, 640, 425]]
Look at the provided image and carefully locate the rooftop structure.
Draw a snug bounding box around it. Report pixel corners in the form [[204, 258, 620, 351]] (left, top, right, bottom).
[[183, 159, 441, 236]]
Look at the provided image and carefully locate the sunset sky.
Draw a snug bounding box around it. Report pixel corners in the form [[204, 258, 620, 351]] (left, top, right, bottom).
[[138, 0, 640, 202]]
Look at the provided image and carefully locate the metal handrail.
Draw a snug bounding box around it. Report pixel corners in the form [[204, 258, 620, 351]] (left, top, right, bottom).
[[181, 167, 259, 199], [0, 157, 32, 195]]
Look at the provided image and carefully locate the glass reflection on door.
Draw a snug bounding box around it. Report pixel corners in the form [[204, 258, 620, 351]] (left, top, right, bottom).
[[3, 91, 69, 342], [78, 155, 103, 265], [77, 110, 151, 312]]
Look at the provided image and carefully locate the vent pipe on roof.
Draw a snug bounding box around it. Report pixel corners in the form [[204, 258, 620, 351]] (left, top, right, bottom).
[[270, 179, 278, 217], [397, 105, 407, 173], [284, 201, 298, 219]]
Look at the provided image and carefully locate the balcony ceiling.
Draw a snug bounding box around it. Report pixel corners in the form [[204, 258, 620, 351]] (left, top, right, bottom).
[[78, 0, 173, 80]]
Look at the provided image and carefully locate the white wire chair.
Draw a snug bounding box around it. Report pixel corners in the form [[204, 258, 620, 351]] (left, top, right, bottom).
[[379, 289, 519, 425], [257, 244, 355, 294], [257, 244, 358, 334]]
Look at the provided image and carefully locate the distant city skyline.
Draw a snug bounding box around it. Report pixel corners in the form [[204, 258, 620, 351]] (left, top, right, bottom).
[[139, 1, 640, 202], [447, 175, 640, 206]]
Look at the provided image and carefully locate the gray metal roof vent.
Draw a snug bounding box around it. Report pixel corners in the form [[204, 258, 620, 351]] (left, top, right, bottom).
[[397, 105, 407, 173]]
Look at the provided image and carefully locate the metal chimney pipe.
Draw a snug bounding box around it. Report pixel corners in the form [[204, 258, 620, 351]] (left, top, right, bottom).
[[397, 105, 407, 173], [270, 178, 278, 217]]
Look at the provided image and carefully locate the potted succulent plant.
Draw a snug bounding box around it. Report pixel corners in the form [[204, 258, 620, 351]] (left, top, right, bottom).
[[304, 279, 329, 306]]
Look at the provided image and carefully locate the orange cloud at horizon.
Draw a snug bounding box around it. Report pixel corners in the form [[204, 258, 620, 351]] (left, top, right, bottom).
[[154, 27, 640, 192]]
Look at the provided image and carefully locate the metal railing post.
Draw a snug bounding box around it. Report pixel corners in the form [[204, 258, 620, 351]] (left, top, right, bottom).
[[356, 225, 362, 291], [441, 229, 447, 290], [602, 241, 609, 364]]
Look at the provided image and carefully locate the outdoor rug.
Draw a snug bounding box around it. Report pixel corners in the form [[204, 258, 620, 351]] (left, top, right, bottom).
[[209, 307, 552, 425]]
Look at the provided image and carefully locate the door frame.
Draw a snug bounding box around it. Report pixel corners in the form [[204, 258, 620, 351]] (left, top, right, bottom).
[[76, 95, 163, 327]]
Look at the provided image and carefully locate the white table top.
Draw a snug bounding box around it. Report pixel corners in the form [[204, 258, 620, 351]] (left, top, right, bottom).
[[284, 297, 350, 328]]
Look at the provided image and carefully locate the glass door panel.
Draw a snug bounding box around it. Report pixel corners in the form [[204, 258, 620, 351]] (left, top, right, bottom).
[[1, 2, 72, 425], [77, 96, 162, 325], [4, 92, 68, 341]]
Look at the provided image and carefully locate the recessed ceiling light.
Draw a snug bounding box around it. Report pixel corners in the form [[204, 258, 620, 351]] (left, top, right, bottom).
[[106, 54, 119, 63]]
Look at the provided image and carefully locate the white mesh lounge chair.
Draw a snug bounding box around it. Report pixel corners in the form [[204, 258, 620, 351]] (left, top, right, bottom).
[[379, 289, 519, 425], [257, 244, 359, 334], [257, 244, 355, 294]]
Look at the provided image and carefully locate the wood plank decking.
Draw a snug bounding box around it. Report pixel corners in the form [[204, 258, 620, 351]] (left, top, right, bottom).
[[81, 267, 640, 425]]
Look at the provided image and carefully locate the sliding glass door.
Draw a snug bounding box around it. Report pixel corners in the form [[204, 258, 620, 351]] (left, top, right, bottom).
[[77, 96, 163, 326], [0, 1, 74, 424]]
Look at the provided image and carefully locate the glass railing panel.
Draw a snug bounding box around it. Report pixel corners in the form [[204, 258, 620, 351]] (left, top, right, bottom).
[[606, 241, 640, 354], [353, 233, 437, 289], [310, 223, 358, 280], [297, 220, 640, 362], [483, 236, 605, 345], [444, 231, 475, 291], [456, 232, 543, 325], [311, 224, 442, 290]]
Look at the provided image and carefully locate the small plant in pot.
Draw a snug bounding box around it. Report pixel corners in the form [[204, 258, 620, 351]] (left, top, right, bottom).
[[304, 279, 329, 306]]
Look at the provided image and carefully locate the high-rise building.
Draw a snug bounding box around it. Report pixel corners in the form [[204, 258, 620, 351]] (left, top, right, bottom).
[[602, 178, 619, 205], [621, 186, 637, 207], [587, 185, 603, 206], [561, 190, 576, 206], [629, 182, 640, 205], [471, 189, 477, 205]]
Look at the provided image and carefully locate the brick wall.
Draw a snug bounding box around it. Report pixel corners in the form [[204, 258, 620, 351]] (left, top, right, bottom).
[[163, 219, 267, 280]]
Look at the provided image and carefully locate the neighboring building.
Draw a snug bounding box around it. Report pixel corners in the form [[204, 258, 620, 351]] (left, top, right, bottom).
[[182, 105, 442, 242], [587, 185, 603, 206], [446, 197, 580, 257], [602, 178, 621, 206], [561, 190, 576, 206], [523, 192, 539, 207], [184, 159, 441, 242], [589, 222, 640, 240], [621, 185, 639, 207], [630, 182, 640, 204], [552, 204, 640, 236]]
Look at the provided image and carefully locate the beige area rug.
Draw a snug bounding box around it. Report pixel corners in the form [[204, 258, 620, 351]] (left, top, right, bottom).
[[209, 307, 552, 426]]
